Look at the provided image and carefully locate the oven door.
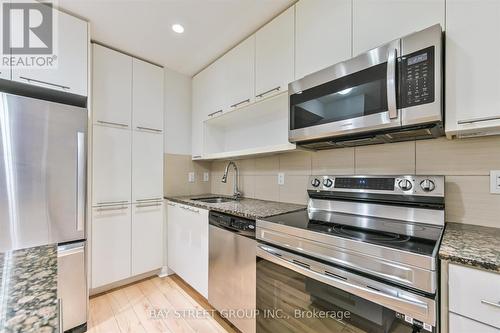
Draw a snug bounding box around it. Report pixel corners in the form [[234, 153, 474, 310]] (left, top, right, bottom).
[[289, 40, 401, 143], [256, 244, 437, 333]]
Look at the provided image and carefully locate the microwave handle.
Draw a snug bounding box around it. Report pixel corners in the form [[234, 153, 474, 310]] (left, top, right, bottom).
[[387, 48, 398, 119]]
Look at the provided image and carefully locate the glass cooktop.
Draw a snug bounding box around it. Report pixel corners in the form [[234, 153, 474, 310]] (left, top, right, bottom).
[[263, 209, 443, 256]]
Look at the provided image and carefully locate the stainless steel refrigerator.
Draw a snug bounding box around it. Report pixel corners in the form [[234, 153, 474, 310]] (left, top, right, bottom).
[[0, 92, 88, 332]]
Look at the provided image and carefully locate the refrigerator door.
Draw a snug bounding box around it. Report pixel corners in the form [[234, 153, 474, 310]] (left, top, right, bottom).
[[58, 241, 87, 331], [0, 93, 87, 251]]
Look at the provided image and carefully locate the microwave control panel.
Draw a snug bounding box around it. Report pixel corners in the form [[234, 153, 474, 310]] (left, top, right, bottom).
[[398, 46, 435, 108]]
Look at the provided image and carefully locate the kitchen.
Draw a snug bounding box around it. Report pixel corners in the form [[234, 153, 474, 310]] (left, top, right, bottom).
[[0, 0, 499, 333]]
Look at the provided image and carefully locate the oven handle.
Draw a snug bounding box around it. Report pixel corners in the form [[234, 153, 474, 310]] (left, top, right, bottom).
[[387, 47, 398, 119], [257, 244, 432, 322]]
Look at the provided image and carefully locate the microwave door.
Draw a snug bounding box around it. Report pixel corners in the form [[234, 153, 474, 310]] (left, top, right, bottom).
[[289, 41, 401, 143]]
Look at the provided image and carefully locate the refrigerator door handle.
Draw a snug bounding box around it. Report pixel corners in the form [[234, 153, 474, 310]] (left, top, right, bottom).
[[76, 132, 86, 232]]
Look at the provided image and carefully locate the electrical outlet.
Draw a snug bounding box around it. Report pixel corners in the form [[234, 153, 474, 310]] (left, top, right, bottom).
[[188, 172, 195, 183], [278, 173, 285, 185], [203, 172, 210, 182], [490, 170, 500, 194]]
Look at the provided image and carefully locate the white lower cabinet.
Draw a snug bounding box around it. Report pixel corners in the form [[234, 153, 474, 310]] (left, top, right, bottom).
[[91, 205, 131, 288], [167, 202, 209, 298], [131, 202, 164, 276], [448, 263, 500, 329], [449, 313, 499, 333]]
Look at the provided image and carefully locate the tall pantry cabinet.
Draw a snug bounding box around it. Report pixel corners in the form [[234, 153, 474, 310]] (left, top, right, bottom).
[[91, 44, 164, 290]]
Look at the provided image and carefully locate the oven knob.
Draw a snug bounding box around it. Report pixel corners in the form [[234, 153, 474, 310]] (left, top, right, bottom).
[[323, 178, 333, 188], [420, 179, 435, 192], [398, 179, 413, 191], [311, 178, 321, 187]]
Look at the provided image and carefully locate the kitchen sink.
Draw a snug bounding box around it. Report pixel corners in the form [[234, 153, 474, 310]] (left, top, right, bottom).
[[191, 197, 238, 204]]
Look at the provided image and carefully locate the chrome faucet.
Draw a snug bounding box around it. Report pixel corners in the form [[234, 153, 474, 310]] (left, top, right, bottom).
[[221, 161, 242, 199]]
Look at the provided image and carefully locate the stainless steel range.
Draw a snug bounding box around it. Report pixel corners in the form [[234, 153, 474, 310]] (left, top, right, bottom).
[[256, 175, 445, 333]]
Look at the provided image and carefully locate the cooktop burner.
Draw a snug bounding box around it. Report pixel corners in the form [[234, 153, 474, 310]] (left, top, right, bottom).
[[263, 209, 441, 256]]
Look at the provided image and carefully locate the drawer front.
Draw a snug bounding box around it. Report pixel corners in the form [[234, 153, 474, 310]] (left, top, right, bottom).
[[449, 264, 500, 328], [449, 313, 499, 333]]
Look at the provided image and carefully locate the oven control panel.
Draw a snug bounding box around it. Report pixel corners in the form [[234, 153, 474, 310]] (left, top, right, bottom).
[[398, 46, 435, 108], [308, 175, 444, 197]]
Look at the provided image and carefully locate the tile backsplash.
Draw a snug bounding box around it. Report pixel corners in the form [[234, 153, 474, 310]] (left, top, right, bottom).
[[209, 136, 500, 228], [163, 153, 211, 197]]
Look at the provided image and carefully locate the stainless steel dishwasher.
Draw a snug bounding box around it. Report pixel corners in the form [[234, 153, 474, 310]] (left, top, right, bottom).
[[209, 211, 256, 333]]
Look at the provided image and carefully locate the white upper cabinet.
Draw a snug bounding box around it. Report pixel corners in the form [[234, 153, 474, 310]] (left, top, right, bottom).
[[295, 0, 352, 79], [352, 0, 445, 55], [131, 202, 163, 276], [132, 130, 163, 202], [92, 44, 132, 128], [221, 35, 255, 110], [132, 59, 164, 132], [255, 6, 295, 99], [92, 125, 132, 205], [12, 10, 88, 96], [446, 0, 500, 137]]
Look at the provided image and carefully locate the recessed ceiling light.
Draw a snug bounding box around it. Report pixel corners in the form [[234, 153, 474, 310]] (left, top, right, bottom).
[[172, 24, 184, 34]]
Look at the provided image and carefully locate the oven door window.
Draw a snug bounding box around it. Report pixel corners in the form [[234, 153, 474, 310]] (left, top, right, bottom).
[[256, 258, 432, 333], [290, 63, 388, 131]]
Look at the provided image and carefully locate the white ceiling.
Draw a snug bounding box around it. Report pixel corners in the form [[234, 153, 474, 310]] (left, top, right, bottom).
[[59, 0, 294, 76]]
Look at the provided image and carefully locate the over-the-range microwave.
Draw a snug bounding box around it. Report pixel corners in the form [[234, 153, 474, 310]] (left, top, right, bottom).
[[288, 24, 443, 149]]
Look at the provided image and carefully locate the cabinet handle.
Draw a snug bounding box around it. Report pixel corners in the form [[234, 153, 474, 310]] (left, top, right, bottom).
[[188, 207, 200, 213], [136, 203, 162, 208], [458, 115, 500, 125], [208, 110, 223, 117], [96, 200, 129, 205], [96, 205, 129, 212], [256, 86, 280, 98], [58, 298, 63, 332], [167, 202, 176, 207], [96, 120, 129, 128], [19, 76, 70, 90], [137, 198, 163, 202], [481, 300, 500, 309], [136, 126, 162, 133], [230, 99, 250, 108]]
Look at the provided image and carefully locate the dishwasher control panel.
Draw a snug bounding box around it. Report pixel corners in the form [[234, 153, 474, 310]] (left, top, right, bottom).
[[209, 211, 256, 238]]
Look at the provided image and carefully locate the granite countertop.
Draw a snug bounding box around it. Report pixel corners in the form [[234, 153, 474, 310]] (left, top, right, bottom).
[[439, 222, 500, 273], [0, 245, 59, 333], [165, 194, 306, 220]]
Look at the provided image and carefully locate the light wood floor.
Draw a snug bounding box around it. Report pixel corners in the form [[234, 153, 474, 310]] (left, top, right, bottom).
[[88, 275, 238, 333]]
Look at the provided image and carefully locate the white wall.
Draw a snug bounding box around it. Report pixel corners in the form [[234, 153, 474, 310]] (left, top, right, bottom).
[[164, 68, 192, 154]]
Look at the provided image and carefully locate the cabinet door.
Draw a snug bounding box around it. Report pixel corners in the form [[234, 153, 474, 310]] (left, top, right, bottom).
[[12, 10, 88, 96], [192, 72, 208, 158], [295, 0, 351, 79], [91, 205, 131, 288], [167, 203, 208, 298], [93, 44, 132, 127], [131, 202, 163, 275], [352, 0, 445, 55], [255, 6, 294, 99], [446, 0, 500, 134], [449, 313, 499, 333], [222, 36, 255, 110], [132, 59, 164, 132], [92, 125, 131, 205], [132, 130, 163, 202]]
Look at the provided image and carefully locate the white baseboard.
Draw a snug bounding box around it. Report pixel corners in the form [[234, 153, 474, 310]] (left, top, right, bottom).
[[158, 266, 174, 278]]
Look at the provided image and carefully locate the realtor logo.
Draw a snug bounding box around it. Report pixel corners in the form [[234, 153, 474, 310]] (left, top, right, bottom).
[[3, 2, 53, 54]]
